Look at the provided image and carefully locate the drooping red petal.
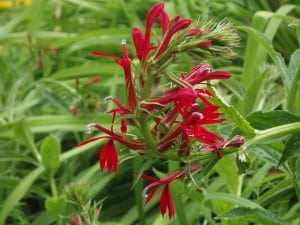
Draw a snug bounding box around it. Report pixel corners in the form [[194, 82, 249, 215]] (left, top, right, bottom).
[[160, 184, 174, 218], [99, 139, 118, 173], [144, 186, 159, 205]]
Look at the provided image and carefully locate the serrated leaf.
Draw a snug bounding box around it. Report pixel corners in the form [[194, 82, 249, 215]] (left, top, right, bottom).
[[45, 197, 66, 218], [209, 87, 255, 137], [246, 111, 300, 130], [40, 135, 61, 170], [220, 207, 289, 225], [279, 133, 300, 165]]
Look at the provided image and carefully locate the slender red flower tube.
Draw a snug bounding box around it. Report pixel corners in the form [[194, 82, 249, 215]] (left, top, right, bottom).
[[142, 164, 200, 218]]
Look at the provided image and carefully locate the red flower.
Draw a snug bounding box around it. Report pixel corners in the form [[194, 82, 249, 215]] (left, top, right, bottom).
[[70, 216, 81, 225], [80, 123, 147, 151], [99, 139, 118, 173], [200, 135, 244, 152], [91, 40, 136, 111], [142, 164, 200, 218], [104, 96, 131, 133], [154, 17, 192, 59], [182, 64, 231, 85]]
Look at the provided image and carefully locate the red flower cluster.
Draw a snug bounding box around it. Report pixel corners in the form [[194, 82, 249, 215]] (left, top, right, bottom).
[[78, 2, 243, 219]]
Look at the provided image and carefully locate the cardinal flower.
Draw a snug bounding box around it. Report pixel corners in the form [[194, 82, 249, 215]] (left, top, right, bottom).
[[92, 39, 136, 111], [99, 139, 118, 173], [142, 164, 200, 218]]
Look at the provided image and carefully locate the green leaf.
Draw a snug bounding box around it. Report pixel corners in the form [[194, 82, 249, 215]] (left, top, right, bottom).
[[238, 26, 289, 88], [246, 111, 300, 130], [14, 119, 40, 161], [279, 133, 300, 165], [295, 157, 300, 188], [0, 166, 44, 225], [220, 207, 289, 225], [287, 49, 300, 113], [203, 192, 263, 209], [209, 87, 255, 137], [45, 197, 66, 218], [215, 155, 239, 194], [40, 135, 61, 170]]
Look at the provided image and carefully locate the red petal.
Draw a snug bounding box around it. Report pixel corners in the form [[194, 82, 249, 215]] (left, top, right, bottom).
[[99, 140, 118, 173], [132, 27, 145, 60]]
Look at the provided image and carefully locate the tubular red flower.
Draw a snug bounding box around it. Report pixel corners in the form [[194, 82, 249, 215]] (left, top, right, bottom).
[[160, 184, 174, 218], [201, 135, 244, 152], [199, 39, 212, 48], [159, 9, 170, 35], [99, 139, 118, 173], [186, 27, 202, 36], [91, 40, 137, 111], [132, 27, 145, 61], [155, 18, 192, 59], [182, 64, 231, 85], [142, 165, 200, 218], [143, 2, 165, 61]]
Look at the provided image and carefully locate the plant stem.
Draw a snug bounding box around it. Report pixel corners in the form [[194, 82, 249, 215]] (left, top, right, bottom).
[[245, 122, 300, 147]]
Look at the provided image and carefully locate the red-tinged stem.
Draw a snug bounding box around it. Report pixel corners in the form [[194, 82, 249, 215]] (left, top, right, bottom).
[[93, 124, 147, 150]]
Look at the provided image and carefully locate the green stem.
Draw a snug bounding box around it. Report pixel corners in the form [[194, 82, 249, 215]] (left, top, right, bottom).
[[246, 122, 300, 147], [138, 113, 156, 149], [50, 172, 58, 197]]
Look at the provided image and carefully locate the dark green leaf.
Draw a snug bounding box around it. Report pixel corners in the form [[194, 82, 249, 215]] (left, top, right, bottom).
[[279, 133, 300, 165], [295, 156, 300, 188]]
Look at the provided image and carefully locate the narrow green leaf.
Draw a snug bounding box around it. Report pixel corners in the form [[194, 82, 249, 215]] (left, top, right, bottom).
[[40, 135, 61, 170], [238, 26, 289, 87], [204, 192, 263, 209], [45, 197, 66, 218], [220, 207, 289, 225], [14, 119, 40, 161], [279, 133, 300, 165], [0, 166, 44, 225], [287, 49, 300, 113], [14, 119, 34, 149], [295, 157, 300, 188]]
